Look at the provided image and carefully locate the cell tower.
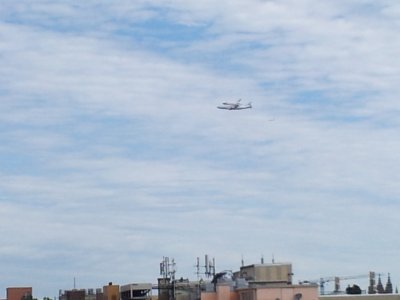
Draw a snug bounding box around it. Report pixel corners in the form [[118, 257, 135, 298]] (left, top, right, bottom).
[[195, 254, 216, 279], [159, 257, 177, 300], [160, 256, 176, 280]]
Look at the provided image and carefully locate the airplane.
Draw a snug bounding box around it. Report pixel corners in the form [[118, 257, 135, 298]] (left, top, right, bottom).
[[217, 99, 252, 110]]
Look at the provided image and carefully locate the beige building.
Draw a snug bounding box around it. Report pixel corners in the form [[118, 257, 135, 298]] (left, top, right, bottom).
[[201, 263, 319, 300], [201, 282, 318, 300], [236, 263, 293, 285], [103, 283, 120, 300]]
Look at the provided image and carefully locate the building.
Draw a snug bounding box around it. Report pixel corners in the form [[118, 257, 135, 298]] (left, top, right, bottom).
[[158, 278, 172, 300], [158, 277, 201, 300], [59, 290, 86, 300], [238, 284, 318, 300], [6, 287, 32, 300], [59, 283, 151, 300], [201, 279, 318, 300], [201, 262, 319, 300], [59, 288, 103, 300], [234, 263, 293, 285], [120, 283, 152, 300], [85, 289, 100, 300], [103, 283, 120, 300]]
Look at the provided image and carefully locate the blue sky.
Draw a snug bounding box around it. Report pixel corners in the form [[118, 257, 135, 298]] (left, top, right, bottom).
[[1, 0, 400, 298]]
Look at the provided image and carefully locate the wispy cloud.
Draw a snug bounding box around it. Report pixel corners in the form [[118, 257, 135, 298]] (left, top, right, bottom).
[[1, 0, 400, 298]]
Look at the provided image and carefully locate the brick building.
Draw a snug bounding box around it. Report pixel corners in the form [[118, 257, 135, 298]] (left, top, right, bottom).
[[6, 287, 32, 300]]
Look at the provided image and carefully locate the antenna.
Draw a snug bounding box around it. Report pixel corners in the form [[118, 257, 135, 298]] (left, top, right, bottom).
[[211, 257, 216, 277], [194, 254, 215, 278], [205, 254, 209, 275], [196, 257, 200, 279], [160, 256, 176, 279]]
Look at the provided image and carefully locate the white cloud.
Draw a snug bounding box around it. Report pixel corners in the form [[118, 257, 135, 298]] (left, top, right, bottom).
[[1, 0, 400, 298]]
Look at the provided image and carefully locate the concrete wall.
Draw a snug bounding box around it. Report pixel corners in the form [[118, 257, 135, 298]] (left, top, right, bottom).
[[320, 295, 400, 300]]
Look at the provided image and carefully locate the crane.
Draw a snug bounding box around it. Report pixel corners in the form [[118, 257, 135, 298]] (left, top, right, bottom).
[[300, 273, 373, 295], [299, 277, 334, 295]]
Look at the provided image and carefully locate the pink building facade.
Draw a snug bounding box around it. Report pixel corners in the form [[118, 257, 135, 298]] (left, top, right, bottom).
[[201, 282, 318, 300], [240, 285, 318, 300], [201, 285, 238, 300]]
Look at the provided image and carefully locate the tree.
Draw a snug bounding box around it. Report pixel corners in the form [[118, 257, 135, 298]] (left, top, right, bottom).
[[346, 284, 362, 295]]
